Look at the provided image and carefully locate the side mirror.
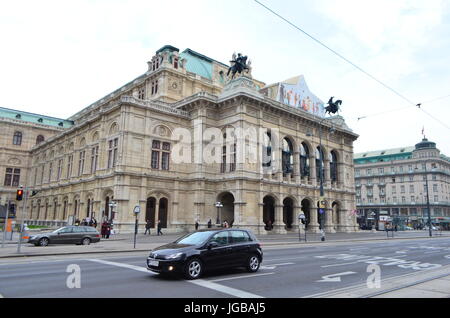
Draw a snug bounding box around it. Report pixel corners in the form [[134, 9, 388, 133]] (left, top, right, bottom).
[[207, 241, 219, 249]]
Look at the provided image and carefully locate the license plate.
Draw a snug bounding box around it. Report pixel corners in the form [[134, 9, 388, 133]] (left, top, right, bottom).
[[149, 260, 159, 267]]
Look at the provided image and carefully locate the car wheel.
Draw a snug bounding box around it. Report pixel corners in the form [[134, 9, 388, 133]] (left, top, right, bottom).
[[247, 255, 260, 273], [39, 238, 49, 247], [81, 238, 91, 246], [184, 258, 203, 280]]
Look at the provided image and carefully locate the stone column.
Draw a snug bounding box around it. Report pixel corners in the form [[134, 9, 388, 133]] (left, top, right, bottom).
[[274, 204, 287, 234], [325, 207, 336, 233], [258, 202, 265, 235], [309, 206, 320, 233], [293, 151, 301, 184]]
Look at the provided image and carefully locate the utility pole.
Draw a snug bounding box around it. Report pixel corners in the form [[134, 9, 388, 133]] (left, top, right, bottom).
[[424, 164, 432, 237]]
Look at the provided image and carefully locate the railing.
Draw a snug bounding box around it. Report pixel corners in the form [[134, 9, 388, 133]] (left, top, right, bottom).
[[120, 96, 190, 117]]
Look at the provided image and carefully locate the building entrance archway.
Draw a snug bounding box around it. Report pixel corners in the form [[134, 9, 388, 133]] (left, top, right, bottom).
[[283, 197, 294, 229], [263, 196, 276, 230], [217, 192, 235, 226], [301, 199, 311, 229]]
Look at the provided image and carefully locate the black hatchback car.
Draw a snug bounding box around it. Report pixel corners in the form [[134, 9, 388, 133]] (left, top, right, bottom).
[[146, 228, 263, 279], [28, 226, 101, 246]]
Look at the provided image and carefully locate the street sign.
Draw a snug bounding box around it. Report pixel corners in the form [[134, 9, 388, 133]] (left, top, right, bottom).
[[133, 206, 141, 214], [319, 196, 326, 209], [298, 213, 305, 220]]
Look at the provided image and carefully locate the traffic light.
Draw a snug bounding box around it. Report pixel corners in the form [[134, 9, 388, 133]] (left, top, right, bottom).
[[16, 189, 23, 201]]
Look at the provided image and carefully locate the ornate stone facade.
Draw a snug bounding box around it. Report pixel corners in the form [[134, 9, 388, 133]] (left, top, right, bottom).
[[2, 45, 359, 234]]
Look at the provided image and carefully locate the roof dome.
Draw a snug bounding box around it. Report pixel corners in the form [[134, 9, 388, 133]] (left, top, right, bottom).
[[414, 138, 436, 150]]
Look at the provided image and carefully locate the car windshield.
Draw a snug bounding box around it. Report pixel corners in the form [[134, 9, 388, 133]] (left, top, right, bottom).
[[175, 231, 215, 245]]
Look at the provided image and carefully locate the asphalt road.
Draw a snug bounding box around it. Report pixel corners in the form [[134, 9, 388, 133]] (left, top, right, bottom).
[[1, 237, 450, 298]]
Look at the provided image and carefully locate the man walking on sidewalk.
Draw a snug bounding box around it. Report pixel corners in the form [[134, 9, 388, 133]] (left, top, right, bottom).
[[144, 219, 151, 235], [157, 220, 163, 236]]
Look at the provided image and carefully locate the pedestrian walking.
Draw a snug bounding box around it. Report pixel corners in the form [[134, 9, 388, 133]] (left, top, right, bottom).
[[144, 219, 151, 235], [157, 220, 163, 236], [92, 217, 97, 228], [195, 220, 199, 231], [101, 221, 108, 238], [105, 223, 111, 239], [207, 219, 212, 228]]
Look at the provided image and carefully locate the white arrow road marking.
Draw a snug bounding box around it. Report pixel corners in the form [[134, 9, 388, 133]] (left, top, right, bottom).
[[316, 272, 357, 283], [395, 251, 408, 254], [261, 262, 295, 270]]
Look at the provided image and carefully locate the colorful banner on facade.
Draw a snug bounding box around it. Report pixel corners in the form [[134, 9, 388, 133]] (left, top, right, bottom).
[[276, 76, 325, 117]]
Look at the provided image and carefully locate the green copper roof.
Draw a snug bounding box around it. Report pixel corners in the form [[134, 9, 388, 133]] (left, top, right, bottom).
[[354, 146, 415, 164], [180, 49, 214, 80], [0, 106, 74, 128]]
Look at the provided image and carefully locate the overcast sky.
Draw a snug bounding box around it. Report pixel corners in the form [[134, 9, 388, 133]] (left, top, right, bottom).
[[1, 0, 449, 156]]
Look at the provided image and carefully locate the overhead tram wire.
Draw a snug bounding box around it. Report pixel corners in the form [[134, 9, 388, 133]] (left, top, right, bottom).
[[253, 0, 450, 130], [253, 0, 416, 106]]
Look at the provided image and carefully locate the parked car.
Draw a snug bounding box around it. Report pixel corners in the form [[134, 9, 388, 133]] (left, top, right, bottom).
[[28, 226, 101, 246], [146, 228, 263, 279]]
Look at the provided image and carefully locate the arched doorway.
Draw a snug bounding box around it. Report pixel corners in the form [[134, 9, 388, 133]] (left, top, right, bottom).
[[218, 192, 235, 226], [283, 197, 294, 229], [145, 197, 156, 228], [263, 195, 276, 230], [301, 198, 311, 229], [159, 198, 168, 228]]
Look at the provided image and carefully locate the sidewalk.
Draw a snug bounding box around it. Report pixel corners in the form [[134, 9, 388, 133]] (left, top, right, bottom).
[[1, 230, 449, 259]]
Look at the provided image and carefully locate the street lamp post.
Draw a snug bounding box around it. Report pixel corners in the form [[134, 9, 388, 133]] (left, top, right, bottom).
[[416, 165, 432, 237], [423, 164, 432, 237], [215, 202, 223, 226], [318, 117, 327, 242]]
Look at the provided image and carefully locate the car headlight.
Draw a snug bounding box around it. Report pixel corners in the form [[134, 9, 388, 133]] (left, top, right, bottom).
[[165, 252, 184, 260]]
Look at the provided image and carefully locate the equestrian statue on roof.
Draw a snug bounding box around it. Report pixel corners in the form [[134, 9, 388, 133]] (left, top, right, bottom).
[[227, 52, 251, 79]]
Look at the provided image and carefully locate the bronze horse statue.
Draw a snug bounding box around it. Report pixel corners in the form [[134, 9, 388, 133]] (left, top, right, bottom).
[[227, 53, 249, 79], [325, 97, 342, 115]]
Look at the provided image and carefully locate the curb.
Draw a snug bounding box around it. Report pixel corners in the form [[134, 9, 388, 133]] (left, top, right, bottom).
[[0, 235, 448, 259]]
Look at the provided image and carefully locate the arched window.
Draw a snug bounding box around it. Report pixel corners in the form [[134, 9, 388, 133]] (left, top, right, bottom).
[[13, 131, 22, 145], [282, 138, 293, 175], [300, 143, 310, 178], [36, 135, 45, 144], [262, 131, 272, 168], [316, 146, 325, 182], [330, 151, 338, 182], [221, 132, 236, 173]]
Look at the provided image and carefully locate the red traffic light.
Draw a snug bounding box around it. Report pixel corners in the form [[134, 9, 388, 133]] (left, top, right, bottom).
[[16, 189, 23, 201]]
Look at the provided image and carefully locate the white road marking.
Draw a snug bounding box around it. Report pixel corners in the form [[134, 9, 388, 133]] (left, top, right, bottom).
[[321, 262, 359, 268], [261, 262, 295, 269], [189, 279, 264, 298], [87, 258, 264, 298], [87, 259, 152, 273], [0, 293, 3, 298], [445, 255, 450, 259], [316, 272, 357, 283], [211, 272, 275, 282]]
